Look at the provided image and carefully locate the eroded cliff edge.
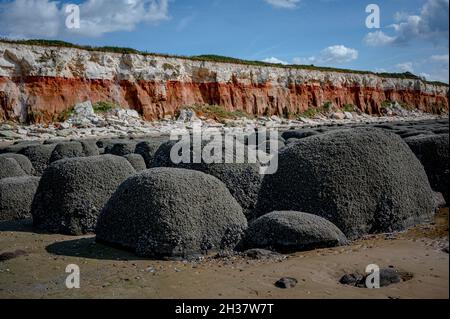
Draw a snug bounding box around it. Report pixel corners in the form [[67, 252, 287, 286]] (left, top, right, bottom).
[[0, 42, 448, 123]]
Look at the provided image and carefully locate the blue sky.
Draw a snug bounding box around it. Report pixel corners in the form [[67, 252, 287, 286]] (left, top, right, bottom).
[[0, 0, 448, 82]]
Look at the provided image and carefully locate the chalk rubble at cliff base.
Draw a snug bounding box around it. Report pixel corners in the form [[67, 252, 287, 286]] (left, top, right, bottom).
[[0, 99, 447, 143], [0, 118, 449, 259]]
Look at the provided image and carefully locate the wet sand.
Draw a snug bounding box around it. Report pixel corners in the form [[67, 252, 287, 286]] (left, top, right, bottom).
[[0, 209, 448, 299]]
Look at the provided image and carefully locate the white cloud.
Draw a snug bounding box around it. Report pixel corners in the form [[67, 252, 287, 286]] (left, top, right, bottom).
[[0, 0, 61, 38], [0, 0, 170, 38], [73, 0, 170, 37], [262, 57, 289, 65], [364, 0, 449, 47], [396, 62, 414, 73], [293, 45, 359, 65], [431, 54, 449, 64], [264, 0, 300, 9], [364, 30, 396, 47]]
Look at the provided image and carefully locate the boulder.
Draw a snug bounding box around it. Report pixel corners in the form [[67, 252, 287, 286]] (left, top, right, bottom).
[[0, 141, 41, 154], [49, 142, 86, 163], [405, 134, 449, 203], [0, 153, 35, 175], [0, 176, 40, 221], [255, 128, 436, 239], [151, 138, 263, 219], [105, 141, 137, 156], [96, 168, 247, 258], [31, 155, 135, 235], [123, 154, 147, 171], [135, 140, 165, 168], [0, 157, 27, 179], [18, 144, 56, 175], [281, 129, 319, 140], [242, 211, 348, 253]]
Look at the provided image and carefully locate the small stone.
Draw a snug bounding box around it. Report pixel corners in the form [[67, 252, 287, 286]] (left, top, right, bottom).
[[344, 112, 353, 120], [0, 250, 27, 262], [331, 112, 345, 120], [244, 249, 282, 260], [74, 101, 95, 117], [275, 277, 298, 289], [177, 109, 199, 123], [339, 273, 364, 286]]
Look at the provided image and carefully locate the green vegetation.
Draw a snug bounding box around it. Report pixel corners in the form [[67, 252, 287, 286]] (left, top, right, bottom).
[[380, 100, 393, 111], [56, 107, 74, 122], [300, 102, 337, 118], [186, 104, 253, 123], [93, 101, 119, 113], [2, 38, 448, 87], [301, 108, 318, 118], [322, 101, 333, 112], [27, 109, 46, 122], [343, 104, 355, 112]]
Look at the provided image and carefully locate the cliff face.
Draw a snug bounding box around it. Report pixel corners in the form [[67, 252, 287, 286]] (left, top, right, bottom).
[[0, 42, 448, 123]]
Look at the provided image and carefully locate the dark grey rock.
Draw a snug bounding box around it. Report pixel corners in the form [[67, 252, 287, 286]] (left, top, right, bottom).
[[0, 176, 40, 221], [0, 157, 27, 179], [0, 141, 41, 154], [105, 141, 137, 156], [150, 139, 262, 219], [0, 153, 35, 175], [282, 129, 319, 140], [339, 273, 364, 286], [49, 142, 83, 163], [255, 128, 436, 239], [242, 211, 348, 253], [31, 155, 135, 235], [377, 268, 402, 287], [49, 141, 99, 163], [18, 144, 56, 175], [275, 277, 298, 289], [405, 134, 449, 203], [123, 154, 147, 171], [244, 249, 283, 260], [96, 168, 247, 258], [0, 249, 28, 262], [150, 140, 178, 168], [135, 140, 164, 168], [340, 268, 410, 288]]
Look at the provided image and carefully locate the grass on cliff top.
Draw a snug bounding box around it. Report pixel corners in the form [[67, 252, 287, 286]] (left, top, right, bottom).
[[1, 38, 448, 87]]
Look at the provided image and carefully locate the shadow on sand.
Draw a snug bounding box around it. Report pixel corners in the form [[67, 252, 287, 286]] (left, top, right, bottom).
[[45, 237, 145, 261], [0, 219, 35, 233]]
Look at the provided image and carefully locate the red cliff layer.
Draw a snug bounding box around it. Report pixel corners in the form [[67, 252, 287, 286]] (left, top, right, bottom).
[[0, 76, 448, 123]]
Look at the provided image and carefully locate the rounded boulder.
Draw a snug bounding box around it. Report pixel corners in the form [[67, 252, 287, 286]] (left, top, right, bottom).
[[0, 157, 27, 179], [255, 128, 436, 239], [242, 211, 348, 253], [18, 144, 56, 175], [96, 168, 247, 258], [405, 134, 449, 203], [31, 155, 136, 235], [0, 153, 35, 175]]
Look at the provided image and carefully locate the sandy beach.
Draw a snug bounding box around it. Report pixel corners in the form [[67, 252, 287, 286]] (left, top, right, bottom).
[[1, 209, 447, 299]]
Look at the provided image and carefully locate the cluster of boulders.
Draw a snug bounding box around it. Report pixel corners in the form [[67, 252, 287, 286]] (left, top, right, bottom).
[[0, 118, 448, 259]]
